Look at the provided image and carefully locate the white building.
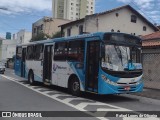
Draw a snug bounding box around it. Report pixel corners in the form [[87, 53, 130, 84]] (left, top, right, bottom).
[[0, 30, 31, 63], [52, 0, 95, 20], [32, 16, 70, 38], [17, 29, 32, 44], [60, 5, 159, 37], [0, 39, 17, 61]]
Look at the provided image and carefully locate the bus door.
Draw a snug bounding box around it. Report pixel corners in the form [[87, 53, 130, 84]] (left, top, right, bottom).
[[43, 45, 53, 84], [86, 41, 100, 93], [21, 48, 26, 77]]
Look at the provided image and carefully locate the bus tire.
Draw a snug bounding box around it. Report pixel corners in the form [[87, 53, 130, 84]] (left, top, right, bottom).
[[28, 71, 35, 85], [69, 77, 80, 96]]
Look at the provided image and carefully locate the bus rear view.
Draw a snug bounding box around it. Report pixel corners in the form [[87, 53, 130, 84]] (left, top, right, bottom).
[[99, 33, 143, 94]]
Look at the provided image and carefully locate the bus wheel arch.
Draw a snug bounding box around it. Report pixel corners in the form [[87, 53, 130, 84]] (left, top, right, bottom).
[[68, 74, 80, 96], [28, 69, 35, 85]]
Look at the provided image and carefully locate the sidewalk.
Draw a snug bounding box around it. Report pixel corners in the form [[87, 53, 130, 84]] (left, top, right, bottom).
[[131, 88, 160, 100]]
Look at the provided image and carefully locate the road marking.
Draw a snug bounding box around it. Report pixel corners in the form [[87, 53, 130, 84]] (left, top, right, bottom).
[[1, 75, 134, 120]]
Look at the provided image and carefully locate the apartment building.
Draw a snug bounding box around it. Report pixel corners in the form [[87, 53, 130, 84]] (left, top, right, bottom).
[[52, 0, 95, 20]]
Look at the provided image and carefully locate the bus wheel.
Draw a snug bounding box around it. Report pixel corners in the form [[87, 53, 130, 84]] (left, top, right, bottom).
[[70, 77, 80, 96], [28, 71, 35, 85]]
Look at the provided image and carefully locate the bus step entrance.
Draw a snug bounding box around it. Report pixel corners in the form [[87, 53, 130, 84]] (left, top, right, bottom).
[[44, 79, 51, 86]]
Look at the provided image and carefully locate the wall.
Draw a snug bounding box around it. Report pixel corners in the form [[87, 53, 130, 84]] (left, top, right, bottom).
[[0, 39, 17, 61], [17, 29, 32, 44], [32, 17, 70, 38], [62, 7, 156, 37], [142, 38, 160, 90]]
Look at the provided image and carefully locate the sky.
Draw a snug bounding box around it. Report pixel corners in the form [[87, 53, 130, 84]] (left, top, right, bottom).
[[0, 0, 160, 38]]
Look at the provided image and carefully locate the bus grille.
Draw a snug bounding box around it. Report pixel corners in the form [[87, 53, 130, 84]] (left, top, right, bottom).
[[118, 86, 136, 92], [117, 82, 137, 86]]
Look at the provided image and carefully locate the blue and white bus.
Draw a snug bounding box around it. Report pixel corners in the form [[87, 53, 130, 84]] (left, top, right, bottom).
[[14, 32, 143, 95]]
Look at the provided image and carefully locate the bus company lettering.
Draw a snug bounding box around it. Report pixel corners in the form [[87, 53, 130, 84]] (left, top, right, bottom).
[[11, 112, 42, 118], [53, 63, 67, 71]]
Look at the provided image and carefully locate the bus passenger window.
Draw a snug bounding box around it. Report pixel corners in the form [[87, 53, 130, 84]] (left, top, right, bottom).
[[16, 47, 22, 59], [35, 45, 44, 60], [54, 42, 67, 61], [68, 41, 84, 62], [26, 46, 34, 60]]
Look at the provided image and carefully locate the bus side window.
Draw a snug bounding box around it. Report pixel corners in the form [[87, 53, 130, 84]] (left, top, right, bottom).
[[16, 47, 22, 59], [68, 40, 84, 62], [26, 46, 34, 60], [54, 42, 67, 61], [35, 44, 44, 60]]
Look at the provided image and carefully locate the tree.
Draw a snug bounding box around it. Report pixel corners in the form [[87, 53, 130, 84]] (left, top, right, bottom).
[[31, 33, 51, 42], [51, 31, 62, 39]]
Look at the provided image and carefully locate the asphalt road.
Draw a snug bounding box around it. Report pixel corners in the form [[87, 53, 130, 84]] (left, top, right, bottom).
[[0, 69, 160, 120]]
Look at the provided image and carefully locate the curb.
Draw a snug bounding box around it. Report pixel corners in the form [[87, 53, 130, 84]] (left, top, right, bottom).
[[121, 93, 160, 106]]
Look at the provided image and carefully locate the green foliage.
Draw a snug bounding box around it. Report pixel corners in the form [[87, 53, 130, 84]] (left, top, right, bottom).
[[31, 33, 51, 42], [51, 31, 62, 39]]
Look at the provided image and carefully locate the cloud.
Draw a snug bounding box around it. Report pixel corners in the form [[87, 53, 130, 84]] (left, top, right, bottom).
[[0, 0, 52, 15], [117, 0, 160, 24], [117, 0, 155, 9]]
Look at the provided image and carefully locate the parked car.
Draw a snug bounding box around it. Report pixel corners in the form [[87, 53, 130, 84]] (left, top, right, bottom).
[[0, 63, 5, 74]]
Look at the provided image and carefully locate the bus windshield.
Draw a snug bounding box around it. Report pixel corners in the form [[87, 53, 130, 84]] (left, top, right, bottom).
[[102, 44, 142, 72]]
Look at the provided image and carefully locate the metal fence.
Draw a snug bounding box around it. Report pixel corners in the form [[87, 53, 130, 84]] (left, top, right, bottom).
[[142, 53, 160, 90]]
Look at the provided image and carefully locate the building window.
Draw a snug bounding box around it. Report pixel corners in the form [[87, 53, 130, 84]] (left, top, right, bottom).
[[131, 15, 137, 23], [76, 8, 79, 11], [117, 30, 120, 32], [79, 25, 83, 35], [116, 13, 119, 17], [111, 29, 114, 32], [34, 28, 36, 34], [41, 24, 43, 30], [61, 10, 64, 13], [143, 26, 147, 31], [67, 28, 71, 36], [71, 3, 73, 5]]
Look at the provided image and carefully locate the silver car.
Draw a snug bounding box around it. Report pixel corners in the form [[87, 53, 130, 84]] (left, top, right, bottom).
[[0, 63, 5, 74]]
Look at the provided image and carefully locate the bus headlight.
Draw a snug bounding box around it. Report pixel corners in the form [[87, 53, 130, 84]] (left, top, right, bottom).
[[101, 75, 117, 86], [136, 79, 143, 85]]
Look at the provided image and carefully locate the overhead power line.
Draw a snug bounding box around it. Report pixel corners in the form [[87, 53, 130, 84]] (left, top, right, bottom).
[[129, 1, 157, 24]]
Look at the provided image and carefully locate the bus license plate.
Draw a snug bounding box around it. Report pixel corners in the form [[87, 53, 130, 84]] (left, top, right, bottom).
[[124, 86, 130, 91]]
